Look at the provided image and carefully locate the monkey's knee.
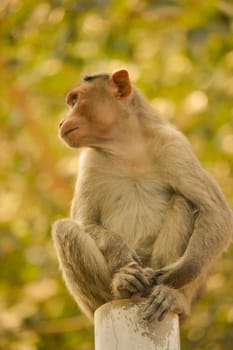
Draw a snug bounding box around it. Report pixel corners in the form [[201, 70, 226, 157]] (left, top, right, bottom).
[[52, 218, 79, 244], [52, 218, 83, 260]]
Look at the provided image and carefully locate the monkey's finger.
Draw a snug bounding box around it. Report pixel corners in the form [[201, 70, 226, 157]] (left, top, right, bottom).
[[117, 275, 144, 293], [158, 308, 169, 322], [143, 289, 161, 315], [131, 270, 151, 288], [147, 288, 161, 304], [148, 294, 166, 317], [144, 303, 159, 322], [121, 268, 151, 288], [144, 268, 157, 284], [143, 309, 153, 321], [144, 296, 167, 322], [117, 283, 137, 294], [153, 269, 166, 278], [125, 273, 147, 291], [122, 263, 153, 287], [154, 294, 175, 322]]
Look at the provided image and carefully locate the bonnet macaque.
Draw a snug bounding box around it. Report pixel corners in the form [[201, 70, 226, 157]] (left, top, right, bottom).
[[52, 69, 232, 322]]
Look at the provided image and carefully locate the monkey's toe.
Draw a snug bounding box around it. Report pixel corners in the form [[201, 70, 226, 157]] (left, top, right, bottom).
[[143, 285, 177, 322]]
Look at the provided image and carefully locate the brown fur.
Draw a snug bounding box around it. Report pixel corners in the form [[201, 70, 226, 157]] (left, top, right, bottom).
[[52, 69, 232, 322]]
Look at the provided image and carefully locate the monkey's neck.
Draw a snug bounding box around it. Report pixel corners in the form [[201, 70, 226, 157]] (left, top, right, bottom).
[[93, 127, 155, 175], [90, 98, 166, 170]]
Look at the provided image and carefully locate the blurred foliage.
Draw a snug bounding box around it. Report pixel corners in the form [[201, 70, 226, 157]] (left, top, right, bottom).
[[0, 0, 233, 349]]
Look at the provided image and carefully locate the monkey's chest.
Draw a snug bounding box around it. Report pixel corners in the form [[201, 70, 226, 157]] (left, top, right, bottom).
[[100, 178, 171, 248]]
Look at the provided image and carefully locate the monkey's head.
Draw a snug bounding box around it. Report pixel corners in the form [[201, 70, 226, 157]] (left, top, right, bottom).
[[59, 69, 133, 149]]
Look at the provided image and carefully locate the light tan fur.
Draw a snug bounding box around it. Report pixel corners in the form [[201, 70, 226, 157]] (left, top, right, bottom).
[[52, 69, 232, 322]]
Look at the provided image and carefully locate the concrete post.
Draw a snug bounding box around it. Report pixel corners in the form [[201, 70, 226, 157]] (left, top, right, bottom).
[[94, 299, 180, 350]]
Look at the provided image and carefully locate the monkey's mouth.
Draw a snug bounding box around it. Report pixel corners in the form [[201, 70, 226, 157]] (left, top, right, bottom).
[[62, 127, 79, 137]]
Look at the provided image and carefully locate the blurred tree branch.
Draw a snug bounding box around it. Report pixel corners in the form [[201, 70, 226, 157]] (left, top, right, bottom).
[[27, 315, 92, 335], [0, 315, 91, 337], [0, 58, 72, 203]]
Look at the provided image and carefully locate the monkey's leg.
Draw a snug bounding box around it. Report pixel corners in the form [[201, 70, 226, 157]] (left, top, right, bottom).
[[52, 219, 111, 320], [80, 224, 154, 299]]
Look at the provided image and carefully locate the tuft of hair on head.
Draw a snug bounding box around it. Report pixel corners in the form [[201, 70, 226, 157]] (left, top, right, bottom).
[[83, 73, 110, 82]]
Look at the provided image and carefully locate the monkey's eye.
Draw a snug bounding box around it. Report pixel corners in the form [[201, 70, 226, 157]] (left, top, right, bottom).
[[67, 93, 78, 107]]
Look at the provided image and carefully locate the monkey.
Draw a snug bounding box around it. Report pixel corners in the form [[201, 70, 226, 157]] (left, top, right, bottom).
[[52, 69, 233, 323]]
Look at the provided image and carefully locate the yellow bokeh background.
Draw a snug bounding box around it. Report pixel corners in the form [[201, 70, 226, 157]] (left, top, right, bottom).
[[1, 1, 233, 349]]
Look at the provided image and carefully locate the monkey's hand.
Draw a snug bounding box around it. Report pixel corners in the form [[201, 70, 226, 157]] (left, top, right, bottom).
[[111, 262, 154, 299], [143, 285, 188, 322]]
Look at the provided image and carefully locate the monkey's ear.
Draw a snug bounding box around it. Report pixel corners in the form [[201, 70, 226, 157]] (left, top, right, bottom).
[[110, 69, 132, 98]]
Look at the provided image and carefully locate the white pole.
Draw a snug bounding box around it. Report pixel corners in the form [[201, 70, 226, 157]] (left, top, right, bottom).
[[94, 299, 180, 350]]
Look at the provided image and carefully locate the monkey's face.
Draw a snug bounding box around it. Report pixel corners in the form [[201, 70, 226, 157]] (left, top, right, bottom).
[[58, 69, 132, 149]]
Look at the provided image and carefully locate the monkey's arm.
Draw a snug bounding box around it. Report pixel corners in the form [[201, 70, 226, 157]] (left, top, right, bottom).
[[156, 135, 233, 288]]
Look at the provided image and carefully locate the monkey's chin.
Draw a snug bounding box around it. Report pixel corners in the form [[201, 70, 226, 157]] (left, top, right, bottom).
[[59, 129, 82, 148], [59, 135, 81, 149], [62, 138, 82, 149]]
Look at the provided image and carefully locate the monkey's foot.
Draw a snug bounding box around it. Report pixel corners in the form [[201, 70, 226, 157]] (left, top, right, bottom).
[[112, 262, 152, 299], [143, 285, 187, 322]]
